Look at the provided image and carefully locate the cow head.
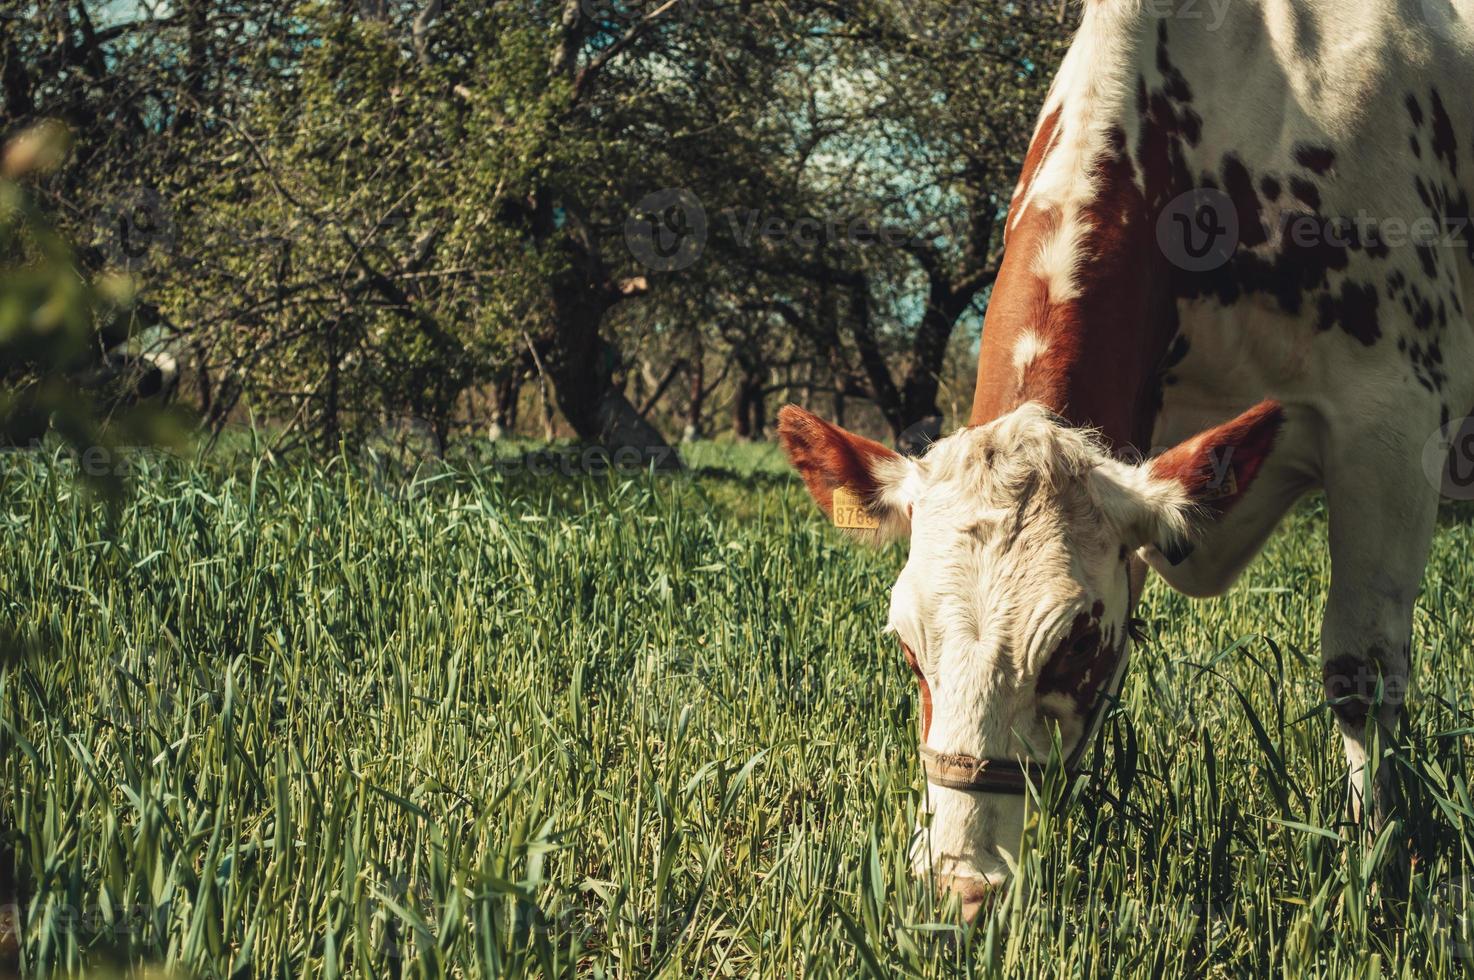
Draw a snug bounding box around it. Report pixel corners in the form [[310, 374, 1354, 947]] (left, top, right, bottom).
[[777, 400, 1281, 916]]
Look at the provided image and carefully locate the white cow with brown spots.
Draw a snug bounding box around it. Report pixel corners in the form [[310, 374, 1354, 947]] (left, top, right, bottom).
[[779, 0, 1474, 915]]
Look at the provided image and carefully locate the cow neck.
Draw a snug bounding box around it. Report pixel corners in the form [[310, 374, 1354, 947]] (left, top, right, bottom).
[[969, 126, 1179, 457]]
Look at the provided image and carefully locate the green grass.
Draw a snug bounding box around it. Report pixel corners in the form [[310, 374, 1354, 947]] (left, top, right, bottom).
[[3, 441, 1474, 977]]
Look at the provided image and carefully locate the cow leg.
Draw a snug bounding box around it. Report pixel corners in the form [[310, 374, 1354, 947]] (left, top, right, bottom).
[[1320, 449, 1437, 824]]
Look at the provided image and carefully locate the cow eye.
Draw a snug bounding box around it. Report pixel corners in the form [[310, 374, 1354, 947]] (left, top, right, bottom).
[[1071, 630, 1099, 655]]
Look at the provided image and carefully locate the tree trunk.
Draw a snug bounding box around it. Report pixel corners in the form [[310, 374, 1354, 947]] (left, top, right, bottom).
[[898, 285, 966, 426], [831, 380, 847, 430], [195, 342, 212, 417], [846, 280, 905, 437], [323, 318, 341, 452], [732, 371, 766, 441], [490, 370, 520, 440], [542, 287, 678, 467], [734, 374, 754, 439], [683, 355, 705, 442]]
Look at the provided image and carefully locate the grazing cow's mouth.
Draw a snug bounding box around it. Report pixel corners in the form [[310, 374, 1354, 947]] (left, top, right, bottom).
[[940, 871, 1007, 922], [905, 642, 1131, 916]]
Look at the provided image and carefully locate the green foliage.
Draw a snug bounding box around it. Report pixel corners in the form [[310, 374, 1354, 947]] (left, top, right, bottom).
[[0, 124, 186, 499], [6, 0, 1077, 448], [3, 447, 1474, 975], [159, 2, 573, 446]]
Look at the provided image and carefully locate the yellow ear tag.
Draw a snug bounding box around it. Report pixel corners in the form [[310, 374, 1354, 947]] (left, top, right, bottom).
[[831, 486, 881, 530], [1200, 467, 1239, 502]]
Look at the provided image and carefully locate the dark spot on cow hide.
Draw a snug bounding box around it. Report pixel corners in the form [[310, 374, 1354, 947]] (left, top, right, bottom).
[[1315, 280, 1381, 345], [1293, 144, 1336, 175], [1415, 296, 1436, 330], [1289, 177, 1321, 210], [1430, 88, 1459, 176], [1222, 154, 1268, 247], [1415, 176, 1434, 209], [1406, 92, 1424, 128], [1362, 223, 1391, 260], [1259, 174, 1281, 201], [1322, 654, 1373, 726], [1407, 334, 1447, 391], [1155, 22, 1195, 104], [1443, 183, 1474, 265], [1416, 243, 1439, 278], [1411, 134, 1423, 159]]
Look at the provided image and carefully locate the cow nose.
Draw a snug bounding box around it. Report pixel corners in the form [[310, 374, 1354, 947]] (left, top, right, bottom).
[[939, 874, 1003, 923]]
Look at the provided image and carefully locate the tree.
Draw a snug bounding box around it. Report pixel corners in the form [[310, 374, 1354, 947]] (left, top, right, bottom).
[[2, 0, 1072, 451], [761, 0, 1072, 435]]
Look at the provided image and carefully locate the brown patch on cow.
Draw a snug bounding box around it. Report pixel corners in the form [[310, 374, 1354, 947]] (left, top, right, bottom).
[[1149, 401, 1284, 512], [1037, 606, 1123, 714], [776, 406, 900, 519], [972, 116, 1181, 452], [1004, 106, 1063, 246], [903, 641, 933, 740], [1293, 144, 1336, 175], [972, 11, 1209, 454]]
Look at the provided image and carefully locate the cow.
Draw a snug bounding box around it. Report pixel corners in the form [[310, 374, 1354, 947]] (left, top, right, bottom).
[[777, 0, 1474, 918]]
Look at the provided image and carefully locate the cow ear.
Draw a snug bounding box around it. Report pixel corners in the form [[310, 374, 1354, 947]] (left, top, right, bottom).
[[1090, 400, 1284, 553], [776, 405, 918, 543]]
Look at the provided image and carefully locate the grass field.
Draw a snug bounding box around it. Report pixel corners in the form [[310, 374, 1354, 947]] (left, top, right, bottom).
[[3, 438, 1474, 977]]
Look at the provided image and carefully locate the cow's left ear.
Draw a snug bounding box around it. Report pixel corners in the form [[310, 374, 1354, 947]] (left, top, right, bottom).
[[1089, 400, 1284, 551], [776, 405, 919, 543]]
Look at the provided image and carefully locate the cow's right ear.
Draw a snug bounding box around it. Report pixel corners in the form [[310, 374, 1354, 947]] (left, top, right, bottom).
[[776, 405, 919, 543]]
